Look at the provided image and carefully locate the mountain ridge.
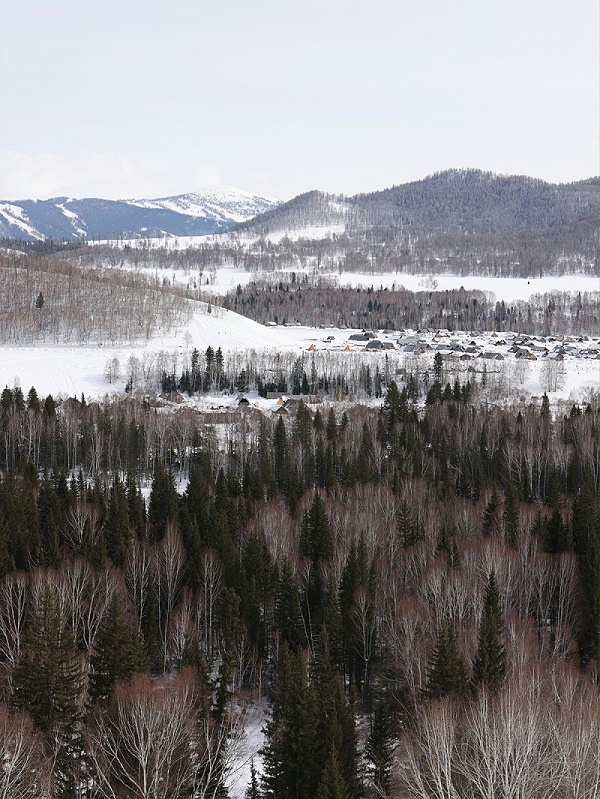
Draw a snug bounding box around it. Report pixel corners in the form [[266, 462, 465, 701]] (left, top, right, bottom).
[[0, 185, 279, 241]]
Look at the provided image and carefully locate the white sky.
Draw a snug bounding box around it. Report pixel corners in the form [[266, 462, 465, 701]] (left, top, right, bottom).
[[0, 0, 598, 201]]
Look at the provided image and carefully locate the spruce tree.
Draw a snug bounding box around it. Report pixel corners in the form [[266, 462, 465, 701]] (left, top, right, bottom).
[[366, 695, 396, 797], [37, 473, 61, 566], [0, 509, 12, 577], [12, 587, 85, 798], [313, 628, 360, 798], [503, 481, 520, 547], [397, 499, 418, 547], [261, 644, 319, 799], [422, 622, 469, 700], [276, 558, 305, 653], [471, 570, 507, 693], [572, 478, 599, 664], [300, 491, 333, 565], [316, 748, 351, 799], [103, 474, 131, 567], [89, 594, 148, 703], [245, 760, 262, 799], [148, 461, 179, 541]]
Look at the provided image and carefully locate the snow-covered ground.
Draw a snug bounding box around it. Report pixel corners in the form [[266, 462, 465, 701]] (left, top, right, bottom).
[[0, 297, 597, 405], [97, 256, 600, 304]]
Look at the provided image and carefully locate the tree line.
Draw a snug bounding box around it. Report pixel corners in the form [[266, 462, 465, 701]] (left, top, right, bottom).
[[222, 279, 599, 336]]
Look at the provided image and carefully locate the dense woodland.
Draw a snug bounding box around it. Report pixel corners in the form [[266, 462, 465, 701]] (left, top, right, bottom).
[[0, 367, 597, 797], [222, 278, 599, 336]]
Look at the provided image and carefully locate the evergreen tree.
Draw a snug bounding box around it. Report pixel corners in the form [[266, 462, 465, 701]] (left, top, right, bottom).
[[503, 481, 520, 547], [397, 499, 418, 547], [276, 558, 305, 653], [89, 593, 148, 703], [261, 644, 319, 799], [300, 493, 334, 646], [482, 487, 500, 535], [0, 509, 12, 577], [126, 470, 146, 538], [381, 380, 405, 438], [103, 474, 131, 566], [246, 760, 262, 799], [148, 461, 179, 541], [316, 748, 351, 799], [12, 587, 85, 798], [339, 534, 376, 690], [422, 622, 469, 700], [240, 530, 275, 667], [365, 694, 396, 798], [312, 628, 360, 798], [37, 472, 61, 566], [300, 491, 333, 565], [572, 478, 599, 664], [471, 570, 507, 693]]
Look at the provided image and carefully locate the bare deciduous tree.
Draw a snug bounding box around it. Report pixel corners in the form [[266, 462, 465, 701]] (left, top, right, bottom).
[[87, 673, 196, 799], [0, 703, 51, 798]]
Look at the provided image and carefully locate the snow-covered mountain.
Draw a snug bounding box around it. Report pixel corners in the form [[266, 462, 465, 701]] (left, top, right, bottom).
[[0, 186, 280, 241]]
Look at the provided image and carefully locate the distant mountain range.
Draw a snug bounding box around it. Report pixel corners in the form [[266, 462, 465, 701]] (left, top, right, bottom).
[[1, 172, 598, 271], [0, 185, 279, 241]]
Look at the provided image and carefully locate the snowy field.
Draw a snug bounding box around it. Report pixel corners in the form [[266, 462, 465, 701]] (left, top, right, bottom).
[[0, 297, 597, 406], [2, 247, 598, 403]]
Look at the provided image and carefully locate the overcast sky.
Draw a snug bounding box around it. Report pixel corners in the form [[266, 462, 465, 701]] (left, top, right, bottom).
[[1, 0, 597, 201]]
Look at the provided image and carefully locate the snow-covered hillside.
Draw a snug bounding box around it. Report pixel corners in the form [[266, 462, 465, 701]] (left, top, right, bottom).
[[129, 185, 278, 225], [0, 186, 280, 241]]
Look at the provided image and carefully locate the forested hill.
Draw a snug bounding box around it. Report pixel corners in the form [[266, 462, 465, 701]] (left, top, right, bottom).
[[236, 170, 599, 276], [238, 170, 599, 236]]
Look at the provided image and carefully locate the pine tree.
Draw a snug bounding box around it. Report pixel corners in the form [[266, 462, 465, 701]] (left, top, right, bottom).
[[422, 622, 469, 700], [261, 644, 319, 799], [366, 694, 396, 797], [103, 474, 131, 566], [89, 594, 148, 703], [148, 461, 179, 541], [471, 571, 507, 693], [12, 587, 85, 798]]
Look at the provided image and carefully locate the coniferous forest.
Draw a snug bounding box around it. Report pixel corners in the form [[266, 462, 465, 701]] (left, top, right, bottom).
[[0, 369, 597, 798]]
